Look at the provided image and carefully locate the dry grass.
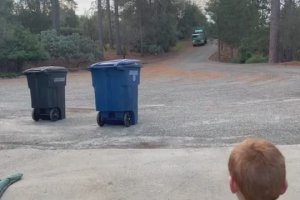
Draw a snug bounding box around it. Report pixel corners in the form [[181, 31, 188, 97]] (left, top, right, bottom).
[[142, 63, 224, 80], [235, 74, 282, 82], [280, 61, 300, 67]]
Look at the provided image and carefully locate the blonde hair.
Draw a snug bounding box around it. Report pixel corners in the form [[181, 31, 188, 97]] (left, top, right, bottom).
[[228, 138, 286, 200]]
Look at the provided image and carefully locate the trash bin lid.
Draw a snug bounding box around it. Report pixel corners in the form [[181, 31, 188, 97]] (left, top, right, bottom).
[[23, 66, 67, 74], [89, 59, 142, 70]]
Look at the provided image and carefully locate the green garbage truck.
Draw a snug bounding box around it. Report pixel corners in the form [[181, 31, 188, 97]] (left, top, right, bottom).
[[192, 27, 207, 46]]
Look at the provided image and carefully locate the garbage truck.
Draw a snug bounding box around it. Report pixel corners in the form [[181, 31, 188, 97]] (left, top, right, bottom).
[[192, 27, 207, 46]]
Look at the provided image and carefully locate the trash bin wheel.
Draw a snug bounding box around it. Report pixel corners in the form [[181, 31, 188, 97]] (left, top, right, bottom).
[[32, 109, 40, 121], [49, 108, 60, 121], [97, 112, 105, 127], [123, 112, 132, 127]]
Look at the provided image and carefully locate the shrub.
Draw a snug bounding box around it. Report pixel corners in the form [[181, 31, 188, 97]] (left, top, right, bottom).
[[0, 72, 19, 78], [231, 57, 242, 63], [0, 29, 48, 61], [147, 44, 164, 55], [60, 27, 81, 36], [245, 54, 268, 64], [0, 28, 48, 72], [40, 30, 100, 62], [40, 30, 61, 58]]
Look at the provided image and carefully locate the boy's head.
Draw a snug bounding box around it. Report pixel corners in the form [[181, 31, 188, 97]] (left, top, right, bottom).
[[228, 138, 287, 200]]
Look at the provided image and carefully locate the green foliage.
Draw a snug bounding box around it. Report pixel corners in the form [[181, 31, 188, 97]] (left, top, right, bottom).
[[61, 7, 79, 28], [0, 0, 14, 24], [40, 30, 100, 62], [79, 15, 98, 41], [14, 0, 52, 33], [60, 27, 81, 36], [207, 0, 270, 63], [154, 11, 178, 52], [177, 1, 207, 39], [280, 0, 300, 61], [121, 0, 182, 54], [231, 57, 242, 64], [297, 49, 300, 59], [17, 9, 51, 34], [245, 54, 268, 64], [0, 26, 48, 72], [14, 0, 79, 34], [0, 0, 102, 72], [0, 72, 20, 78], [147, 45, 163, 55], [1, 0, 212, 72], [238, 27, 269, 63], [0, 0, 14, 41], [207, 0, 268, 48], [0, 29, 48, 61], [40, 30, 60, 57]]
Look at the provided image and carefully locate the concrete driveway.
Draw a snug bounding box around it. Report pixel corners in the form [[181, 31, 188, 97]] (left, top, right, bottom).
[[0, 42, 300, 199], [1, 146, 300, 200]]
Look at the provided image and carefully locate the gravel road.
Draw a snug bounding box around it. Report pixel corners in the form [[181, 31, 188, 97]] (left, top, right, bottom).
[[1, 42, 300, 149]]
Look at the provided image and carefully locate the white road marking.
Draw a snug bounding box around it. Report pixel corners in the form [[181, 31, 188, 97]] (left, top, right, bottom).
[[140, 104, 183, 108], [282, 98, 300, 102], [140, 104, 166, 108]]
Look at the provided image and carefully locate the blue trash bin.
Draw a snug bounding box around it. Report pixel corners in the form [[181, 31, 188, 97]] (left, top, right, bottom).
[[88, 59, 142, 127]]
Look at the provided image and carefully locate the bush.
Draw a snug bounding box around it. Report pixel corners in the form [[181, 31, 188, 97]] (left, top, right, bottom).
[[237, 48, 252, 63], [41, 30, 101, 62], [245, 54, 268, 64], [146, 44, 163, 55], [0, 72, 19, 78], [60, 27, 81, 36], [40, 30, 61, 58], [297, 49, 300, 60], [0, 28, 48, 72], [0, 29, 48, 61], [231, 57, 242, 63]]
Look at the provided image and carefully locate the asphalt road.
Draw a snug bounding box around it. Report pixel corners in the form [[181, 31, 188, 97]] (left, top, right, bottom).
[[1, 42, 300, 149]]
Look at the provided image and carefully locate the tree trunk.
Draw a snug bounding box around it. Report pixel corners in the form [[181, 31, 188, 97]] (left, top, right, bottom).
[[98, 0, 104, 59], [35, 0, 41, 14], [269, 0, 280, 63], [106, 0, 114, 49], [114, 0, 122, 55], [42, 0, 48, 14], [51, 0, 60, 32], [138, 0, 144, 55]]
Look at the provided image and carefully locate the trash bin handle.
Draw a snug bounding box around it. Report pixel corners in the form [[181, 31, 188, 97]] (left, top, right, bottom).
[[116, 65, 125, 71]]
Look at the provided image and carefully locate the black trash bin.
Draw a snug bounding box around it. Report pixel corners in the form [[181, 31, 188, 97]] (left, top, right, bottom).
[[23, 66, 68, 121]]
